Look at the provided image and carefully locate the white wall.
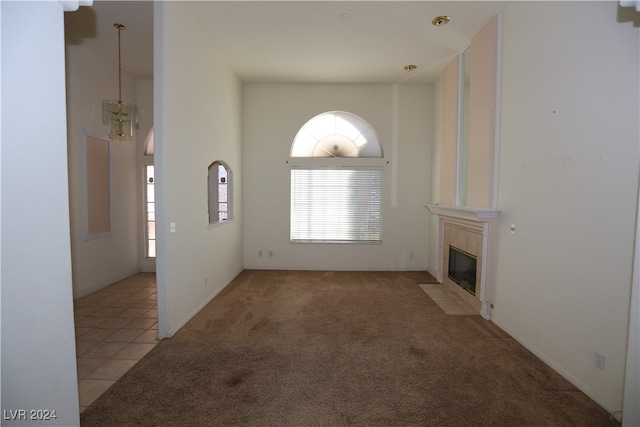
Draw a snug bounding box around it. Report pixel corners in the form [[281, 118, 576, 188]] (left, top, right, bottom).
[[155, 2, 244, 338], [136, 79, 154, 155], [493, 1, 639, 414], [1, 2, 81, 425], [243, 84, 431, 271], [65, 42, 142, 298]]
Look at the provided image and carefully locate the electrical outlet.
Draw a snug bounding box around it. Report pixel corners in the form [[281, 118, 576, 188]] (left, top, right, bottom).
[[204, 278, 208, 287], [594, 351, 605, 371], [259, 250, 263, 257], [268, 250, 274, 257]]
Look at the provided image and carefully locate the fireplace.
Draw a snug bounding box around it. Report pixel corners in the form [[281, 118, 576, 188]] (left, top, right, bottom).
[[425, 204, 500, 319], [448, 246, 477, 295]]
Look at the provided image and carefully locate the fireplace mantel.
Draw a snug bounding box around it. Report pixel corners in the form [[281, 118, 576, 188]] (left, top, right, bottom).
[[425, 204, 500, 221]]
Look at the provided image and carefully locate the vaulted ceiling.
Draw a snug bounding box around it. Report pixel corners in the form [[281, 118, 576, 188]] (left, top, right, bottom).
[[64, 1, 510, 84]]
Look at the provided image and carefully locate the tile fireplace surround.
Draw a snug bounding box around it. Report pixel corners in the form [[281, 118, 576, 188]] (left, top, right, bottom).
[[426, 205, 500, 320]]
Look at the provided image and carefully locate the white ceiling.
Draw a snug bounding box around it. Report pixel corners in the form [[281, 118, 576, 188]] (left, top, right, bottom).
[[65, 1, 510, 84]]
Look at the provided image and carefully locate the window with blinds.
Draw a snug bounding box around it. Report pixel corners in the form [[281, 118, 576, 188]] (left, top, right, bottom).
[[290, 168, 382, 243]]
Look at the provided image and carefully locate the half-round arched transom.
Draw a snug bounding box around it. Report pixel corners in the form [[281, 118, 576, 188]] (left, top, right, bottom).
[[290, 111, 383, 158]]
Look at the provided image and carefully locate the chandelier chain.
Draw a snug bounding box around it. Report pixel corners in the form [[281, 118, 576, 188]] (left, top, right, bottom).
[[115, 23, 125, 103]]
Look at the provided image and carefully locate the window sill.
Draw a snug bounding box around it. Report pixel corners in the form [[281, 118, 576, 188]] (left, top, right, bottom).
[[208, 218, 233, 230]]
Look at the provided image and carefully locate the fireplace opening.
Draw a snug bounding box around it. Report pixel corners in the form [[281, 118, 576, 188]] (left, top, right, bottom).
[[448, 246, 477, 295]]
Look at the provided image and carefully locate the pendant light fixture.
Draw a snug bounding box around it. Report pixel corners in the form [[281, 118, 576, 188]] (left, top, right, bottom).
[[102, 23, 138, 140]]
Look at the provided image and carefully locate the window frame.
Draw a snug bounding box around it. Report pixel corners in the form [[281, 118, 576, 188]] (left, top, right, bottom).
[[143, 164, 156, 258], [208, 160, 233, 227]]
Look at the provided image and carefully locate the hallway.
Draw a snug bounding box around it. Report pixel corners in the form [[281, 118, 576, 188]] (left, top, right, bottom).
[[73, 273, 159, 412]]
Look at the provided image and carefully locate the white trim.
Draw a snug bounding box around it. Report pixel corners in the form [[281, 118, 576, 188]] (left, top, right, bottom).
[[425, 204, 500, 220], [492, 12, 504, 210], [287, 157, 387, 169], [58, 0, 92, 12], [622, 31, 640, 425], [154, 0, 170, 340], [391, 85, 399, 207], [207, 218, 235, 230], [455, 50, 465, 206], [619, 0, 640, 12], [479, 221, 490, 318]]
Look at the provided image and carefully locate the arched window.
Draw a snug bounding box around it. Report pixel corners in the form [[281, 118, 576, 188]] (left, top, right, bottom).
[[291, 111, 383, 158], [208, 161, 232, 225], [290, 111, 384, 243]]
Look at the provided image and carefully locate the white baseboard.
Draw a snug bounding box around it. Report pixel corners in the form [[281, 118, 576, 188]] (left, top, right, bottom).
[[426, 267, 441, 282], [164, 279, 231, 339], [73, 268, 142, 299], [495, 321, 621, 419]]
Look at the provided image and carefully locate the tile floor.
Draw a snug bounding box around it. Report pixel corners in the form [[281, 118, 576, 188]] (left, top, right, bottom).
[[74, 273, 159, 413], [418, 283, 478, 315]]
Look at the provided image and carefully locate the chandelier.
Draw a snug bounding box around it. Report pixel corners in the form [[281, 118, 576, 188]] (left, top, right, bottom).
[[102, 23, 138, 140]]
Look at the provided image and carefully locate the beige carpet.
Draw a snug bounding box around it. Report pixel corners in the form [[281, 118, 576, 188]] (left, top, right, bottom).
[[81, 270, 613, 426]]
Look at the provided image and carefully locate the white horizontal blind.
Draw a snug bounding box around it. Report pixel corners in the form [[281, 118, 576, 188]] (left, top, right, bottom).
[[291, 168, 382, 243]]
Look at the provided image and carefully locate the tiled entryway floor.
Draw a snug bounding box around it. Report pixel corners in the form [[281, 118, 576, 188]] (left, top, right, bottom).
[[418, 283, 478, 315], [74, 273, 159, 413]]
